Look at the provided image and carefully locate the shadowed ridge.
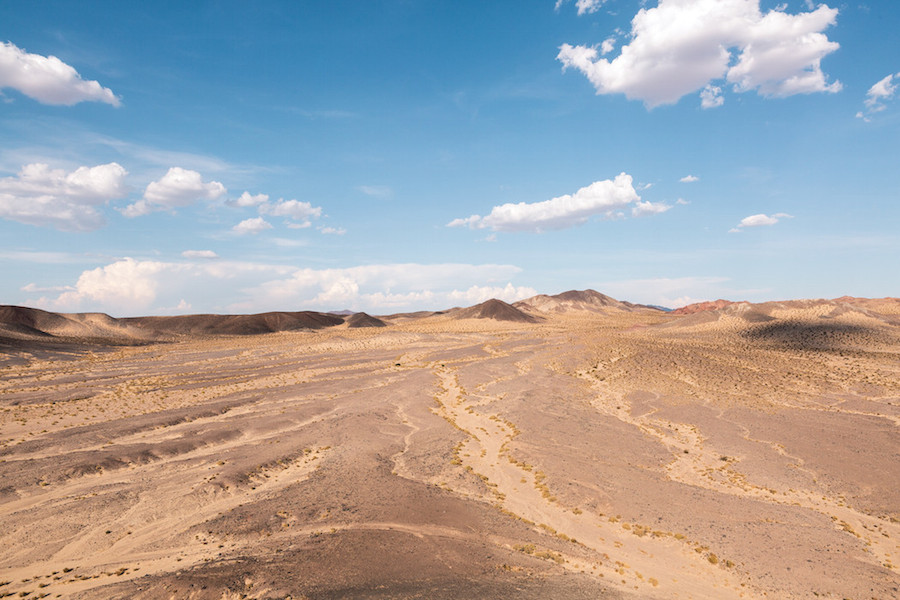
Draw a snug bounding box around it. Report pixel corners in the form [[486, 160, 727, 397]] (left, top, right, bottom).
[[0, 305, 347, 343], [0, 305, 157, 342], [453, 299, 539, 323], [0, 305, 77, 336], [124, 311, 344, 335], [346, 312, 387, 328]]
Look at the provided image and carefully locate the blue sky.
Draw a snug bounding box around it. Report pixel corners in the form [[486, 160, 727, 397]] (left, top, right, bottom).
[[1, 0, 897, 316]]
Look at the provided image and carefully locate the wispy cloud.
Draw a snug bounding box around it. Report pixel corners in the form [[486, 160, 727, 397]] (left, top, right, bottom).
[[729, 212, 793, 232], [319, 226, 346, 235], [555, 0, 606, 16], [597, 276, 768, 308], [856, 72, 899, 122], [0, 250, 107, 264], [181, 250, 219, 259], [21, 282, 75, 293], [357, 185, 393, 198]]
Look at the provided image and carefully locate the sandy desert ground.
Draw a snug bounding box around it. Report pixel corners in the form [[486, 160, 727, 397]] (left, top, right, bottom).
[[1, 296, 899, 599]]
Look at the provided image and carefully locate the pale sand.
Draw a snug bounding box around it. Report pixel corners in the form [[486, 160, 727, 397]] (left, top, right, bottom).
[[1, 306, 898, 599]]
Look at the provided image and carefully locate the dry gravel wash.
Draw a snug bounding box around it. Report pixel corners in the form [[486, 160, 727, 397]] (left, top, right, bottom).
[[1, 311, 899, 599]]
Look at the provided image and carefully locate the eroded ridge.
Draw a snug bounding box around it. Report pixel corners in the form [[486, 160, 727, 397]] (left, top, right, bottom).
[[426, 358, 757, 600]]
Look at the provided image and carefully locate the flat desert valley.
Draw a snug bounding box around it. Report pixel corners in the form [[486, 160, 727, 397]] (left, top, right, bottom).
[[1, 292, 899, 599]]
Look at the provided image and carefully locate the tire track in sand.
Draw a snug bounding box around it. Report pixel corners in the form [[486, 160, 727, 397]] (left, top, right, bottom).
[[429, 361, 759, 600]]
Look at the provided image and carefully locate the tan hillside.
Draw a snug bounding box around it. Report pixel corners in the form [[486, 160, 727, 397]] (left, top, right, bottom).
[[515, 289, 653, 314]]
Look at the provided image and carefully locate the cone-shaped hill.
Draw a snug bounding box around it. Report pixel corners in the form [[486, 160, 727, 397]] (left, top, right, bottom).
[[345, 312, 387, 328], [452, 299, 539, 323]]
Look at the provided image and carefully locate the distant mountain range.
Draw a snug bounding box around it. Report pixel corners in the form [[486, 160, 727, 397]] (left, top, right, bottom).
[[2, 292, 897, 348]]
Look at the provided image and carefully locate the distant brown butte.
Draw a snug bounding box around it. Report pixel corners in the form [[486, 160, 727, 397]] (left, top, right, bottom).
[[453, 298, 539, 322], [345, 312, 387, 328], [671, 299, 738, 315]]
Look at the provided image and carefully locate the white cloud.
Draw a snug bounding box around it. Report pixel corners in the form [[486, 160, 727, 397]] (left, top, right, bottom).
[[319, 226, 346, 235], [730, 212, 793, 232], [233, 191, 269, 207], [700, 85, 724, 109], [181, 250, 219, 259], [233, 217, 273, 235], [600, 37, 616, 55], [123, 167, 226, 217], [857, 72, 899, 121], [45, 259, 532, 315], [576, 0, 605, 16], [357, 185, 393, 198], [259, 198, 322, 227], [740, 214, 778, 227], [558, 0, 841, 108], [448, 173, 670, 233], [679, 175, 700, 183], [47, 258, 290, 314], [54, 258, 172, 313], [556, 0, 606, 16], [0, 41, 120, 106], [631, 200, 672, 217], [0, 162, 128, 231]]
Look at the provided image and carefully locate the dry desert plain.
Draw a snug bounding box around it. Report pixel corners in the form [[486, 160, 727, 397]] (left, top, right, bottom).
[[1, 292, 899, 599]]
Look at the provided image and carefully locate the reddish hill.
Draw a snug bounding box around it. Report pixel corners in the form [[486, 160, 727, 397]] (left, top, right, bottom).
[[671, 299, 737, 315]]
